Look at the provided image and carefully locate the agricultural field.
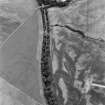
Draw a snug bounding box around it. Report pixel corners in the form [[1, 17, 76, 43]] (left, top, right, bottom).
[[0, 0, 44, 105]]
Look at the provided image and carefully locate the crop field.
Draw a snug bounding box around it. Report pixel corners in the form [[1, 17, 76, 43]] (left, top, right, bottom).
[[0, 0, 44, 105]]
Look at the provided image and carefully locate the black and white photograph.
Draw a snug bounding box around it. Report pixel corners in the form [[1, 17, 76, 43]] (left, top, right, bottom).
[[0, 0, 105, 105]]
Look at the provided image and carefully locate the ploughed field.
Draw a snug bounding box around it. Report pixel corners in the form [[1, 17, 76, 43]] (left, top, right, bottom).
[[0, 0, 44, 105], [50, 0, 105, 105], [0, 77, 40, 105], [0, 0, 35, 44]]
